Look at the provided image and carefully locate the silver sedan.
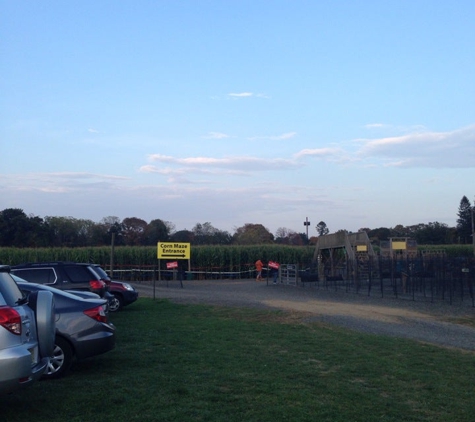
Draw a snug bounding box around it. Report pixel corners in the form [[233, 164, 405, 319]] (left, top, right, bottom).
[[15, 278, 116, 379]]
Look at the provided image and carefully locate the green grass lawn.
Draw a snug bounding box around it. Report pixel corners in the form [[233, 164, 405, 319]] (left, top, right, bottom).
[[2, 298, 474, 422]]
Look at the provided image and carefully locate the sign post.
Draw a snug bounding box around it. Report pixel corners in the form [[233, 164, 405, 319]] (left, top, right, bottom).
[[157, 242, 191, 290]]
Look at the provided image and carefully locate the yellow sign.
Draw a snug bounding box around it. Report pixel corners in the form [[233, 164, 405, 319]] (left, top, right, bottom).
[[157, 242, 191, 260], [392, 241, 407, 250]]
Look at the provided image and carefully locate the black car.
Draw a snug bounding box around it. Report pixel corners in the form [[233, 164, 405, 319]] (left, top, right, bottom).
[[10, 262, 139, 312], [14, 277, 116, 379], [10, 262, 110, 299]]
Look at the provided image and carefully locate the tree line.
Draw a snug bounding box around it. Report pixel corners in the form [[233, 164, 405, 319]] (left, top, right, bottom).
[[0, 196, 472, 248]]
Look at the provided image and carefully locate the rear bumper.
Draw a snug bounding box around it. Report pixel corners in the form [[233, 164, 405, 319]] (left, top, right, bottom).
[[72, 324, 116, 360], [0, 346, 48, 395]]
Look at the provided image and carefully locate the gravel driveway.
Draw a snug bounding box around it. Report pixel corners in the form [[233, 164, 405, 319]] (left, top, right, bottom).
[[131, 278, 475, 352]]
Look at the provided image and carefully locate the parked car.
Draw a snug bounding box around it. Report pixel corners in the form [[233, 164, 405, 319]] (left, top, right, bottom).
[[10, 262, 109, 298], [10, 262, 138, 312], [62, 289, 109, 313], [107, 279, 138, 312], [0, 266, 55, 394], [13, 277, 116, 379], [87, 264, 138, 311]]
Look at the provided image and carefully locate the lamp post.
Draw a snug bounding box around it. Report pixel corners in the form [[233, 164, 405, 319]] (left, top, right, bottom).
[[472, 200, 475, 257], [109, 223, 120, 278], [110, 230, 115, 278], [303, 217, 311, 243]]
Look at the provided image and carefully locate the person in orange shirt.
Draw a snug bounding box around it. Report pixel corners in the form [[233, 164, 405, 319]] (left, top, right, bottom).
[[255, 259, 264, 281]]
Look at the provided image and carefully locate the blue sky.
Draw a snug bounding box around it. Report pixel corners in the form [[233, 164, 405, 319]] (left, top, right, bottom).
[[1, 1, 474, 236]]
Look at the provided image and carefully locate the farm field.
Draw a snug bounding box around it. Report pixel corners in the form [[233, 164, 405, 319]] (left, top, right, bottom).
[[2, 282, 475, 422]]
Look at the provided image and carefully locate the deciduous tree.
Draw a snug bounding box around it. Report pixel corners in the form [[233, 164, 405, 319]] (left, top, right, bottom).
[[316, 221, 329, 236], [122, 217, 148, 246], [144, 219, 170, 245], [44, 216, 83, 247], [0, 208, 46, 247], [233, 223, 274, 245], [414, 222, 451, 245]]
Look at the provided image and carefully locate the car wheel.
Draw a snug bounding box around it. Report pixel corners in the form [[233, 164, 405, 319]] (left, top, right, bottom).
[[44, 337, 73, 379], [109, 293, 123, 312], [28, 290, 56, 358]]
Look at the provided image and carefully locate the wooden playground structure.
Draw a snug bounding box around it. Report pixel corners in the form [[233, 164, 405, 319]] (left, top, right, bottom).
[[309, 232, 473, 306], [312, 231, 377, 283]]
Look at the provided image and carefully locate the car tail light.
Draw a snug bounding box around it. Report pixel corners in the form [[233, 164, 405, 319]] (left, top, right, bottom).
[[89, 279, 106, 290], [0, 306, 22, 335], [83, 305, 108, 323]]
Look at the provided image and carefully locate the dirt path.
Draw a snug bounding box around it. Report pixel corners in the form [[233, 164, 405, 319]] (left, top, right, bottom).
[[263, 298, 432, 323], [131, 279, 475, 352]]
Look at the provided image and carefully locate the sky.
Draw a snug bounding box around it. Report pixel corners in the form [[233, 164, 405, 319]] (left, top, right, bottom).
[[1, 1, 474, 237]]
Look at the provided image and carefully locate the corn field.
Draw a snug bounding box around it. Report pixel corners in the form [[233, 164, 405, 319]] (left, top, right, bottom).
[[1, 244, 472, 283], [0, 245, 315, 280]]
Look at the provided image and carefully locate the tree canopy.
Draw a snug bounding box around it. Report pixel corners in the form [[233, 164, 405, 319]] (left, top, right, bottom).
[[233, 224, 274, 245], [0, 194, 472, 247], [316, 221, 329, 236]]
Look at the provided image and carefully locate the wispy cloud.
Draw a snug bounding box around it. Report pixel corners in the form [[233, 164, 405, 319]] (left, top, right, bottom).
[[140, 125, 475, 185], [248, 132, 297, 141], [294, 147, 347, 161], [201, 132, 231, 139], [140, 164, 248, 176], [139, 145, 351, 183], [228, 92, 254, 98], [0, 172, 129, 193], [364, 123, 428, 133], [227, 92, 269, 99], [356, 125, 475, 168], [144, 154, 298, 171], [50, 172, 128, 180]]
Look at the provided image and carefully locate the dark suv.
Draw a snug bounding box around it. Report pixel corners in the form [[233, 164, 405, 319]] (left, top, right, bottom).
[[10, 262, 137, 312], [11, 262, 109, 298]]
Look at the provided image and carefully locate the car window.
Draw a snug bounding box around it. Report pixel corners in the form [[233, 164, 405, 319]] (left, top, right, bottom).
[[12, 268, 57, 284], [0, 272, 24, 305], [63, 265, 92, 283]]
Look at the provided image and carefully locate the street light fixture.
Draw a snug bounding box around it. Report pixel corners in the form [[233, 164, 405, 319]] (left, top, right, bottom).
[[303, 217, 311, 242]]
